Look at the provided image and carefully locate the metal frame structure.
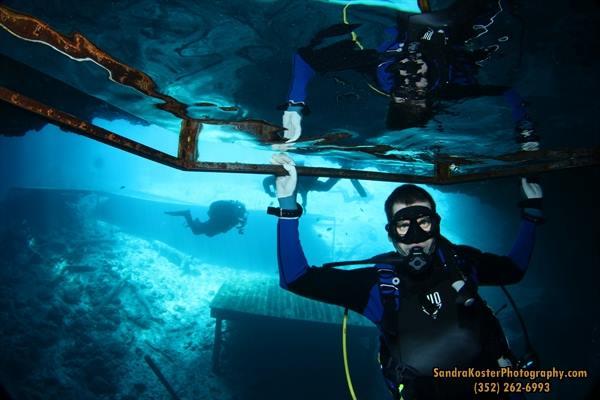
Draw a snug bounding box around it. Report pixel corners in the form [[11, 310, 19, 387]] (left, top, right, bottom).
[[1, 4, 599, 184], [2, 86, 598, 184]]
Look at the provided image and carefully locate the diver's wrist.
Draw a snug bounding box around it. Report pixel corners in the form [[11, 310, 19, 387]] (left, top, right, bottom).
[[519, 201, 545, 224], [285, 101, 310, 116], [278, 195, 298, 210], [267, 200, 303, 219]]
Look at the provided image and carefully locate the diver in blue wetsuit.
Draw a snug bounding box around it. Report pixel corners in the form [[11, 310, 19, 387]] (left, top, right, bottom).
[[280, 0, 539, 151], [268, 153, 543, 400]]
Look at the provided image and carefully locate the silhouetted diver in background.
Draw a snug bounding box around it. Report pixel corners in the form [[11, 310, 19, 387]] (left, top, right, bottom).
[[165, 200, 247, 237]]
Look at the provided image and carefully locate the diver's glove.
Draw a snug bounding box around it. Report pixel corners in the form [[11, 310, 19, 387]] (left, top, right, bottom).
[[268, 153, 302, 217], [519, 177, 544, 224], [271, 153, 297, 200], [282, 105, 303, 143], [515, 119, 540, 152]]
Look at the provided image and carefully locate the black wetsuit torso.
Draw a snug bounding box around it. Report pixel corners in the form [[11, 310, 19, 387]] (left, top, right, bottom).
[[279, 217, 537, 399], [393, 262, 484, 374]]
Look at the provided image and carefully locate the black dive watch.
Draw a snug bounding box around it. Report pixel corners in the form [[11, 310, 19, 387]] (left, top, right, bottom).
[[267, 204, 304, 218], [518, 198, 545, 224]]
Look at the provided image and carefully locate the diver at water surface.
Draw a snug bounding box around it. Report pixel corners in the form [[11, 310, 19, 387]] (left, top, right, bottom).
[[166, 200, 247, 237], [280, 0, 538, 151], [268, 152, 544, 399]]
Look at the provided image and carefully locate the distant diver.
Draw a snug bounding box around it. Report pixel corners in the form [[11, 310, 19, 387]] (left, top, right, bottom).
[[268, 152, 544, 400], [165, 200, 248, 237], [279, 0, 539, 151]]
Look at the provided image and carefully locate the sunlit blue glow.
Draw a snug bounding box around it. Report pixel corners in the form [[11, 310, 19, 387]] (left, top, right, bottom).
[[0, 122, 273, 209], [0, 119, 515, 269], [92, 118, 178, 156], [318, 0, 422, 13], [198, 125, 290, 164]]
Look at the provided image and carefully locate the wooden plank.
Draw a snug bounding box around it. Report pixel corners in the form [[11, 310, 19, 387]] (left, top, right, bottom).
[[210, 276, 373, 328]]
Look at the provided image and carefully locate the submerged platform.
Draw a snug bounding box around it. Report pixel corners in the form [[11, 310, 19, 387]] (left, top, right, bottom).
[[209, 276, 374, 372]]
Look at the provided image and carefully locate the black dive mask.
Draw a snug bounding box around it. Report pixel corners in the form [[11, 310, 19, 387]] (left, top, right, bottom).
[[386, 205, 441, 244], [386, 206, 441, 274]]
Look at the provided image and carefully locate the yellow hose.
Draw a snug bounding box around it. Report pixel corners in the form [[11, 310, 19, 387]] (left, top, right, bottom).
[[342, 308, 359, 400], [342, 4, 364, 50], [342, 3, 391, 98]]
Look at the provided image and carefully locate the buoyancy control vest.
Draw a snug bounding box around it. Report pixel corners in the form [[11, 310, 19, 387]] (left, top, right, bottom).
[[324, 238, 514, 400], [375, 239, 513, 394]]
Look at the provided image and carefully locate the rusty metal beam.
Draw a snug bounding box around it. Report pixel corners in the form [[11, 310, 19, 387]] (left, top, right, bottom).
[[0, 4, 188, 119], [1, 86, 599, 185], [177, 119, 201, 166], [431, 155, 600, 184], [2, 2, 598, 181], [0, 4, 286, 140], [0, 85, 423, 181]]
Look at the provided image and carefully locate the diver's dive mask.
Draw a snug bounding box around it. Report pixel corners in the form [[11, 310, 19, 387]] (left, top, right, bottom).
[[386, 205, 441, 244], [386, 205, 441, 273]]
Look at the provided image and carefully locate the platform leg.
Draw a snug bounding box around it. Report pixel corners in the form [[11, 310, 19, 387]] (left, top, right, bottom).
[[212, 318, 222, 374]]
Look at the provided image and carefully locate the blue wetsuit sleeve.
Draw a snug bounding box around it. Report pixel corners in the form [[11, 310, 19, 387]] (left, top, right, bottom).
[[459, 219, 536, 286], [288, 53, 316, 104], [503, 88, 528, 123], [377, 26, 401, 52], [277, 218, 379, 315], [277, 218, 310, 287], [376, 62, 394, 94], [507, 219, 536, 273], [375, 26, 403, 94], [505, 88, 540, 149]]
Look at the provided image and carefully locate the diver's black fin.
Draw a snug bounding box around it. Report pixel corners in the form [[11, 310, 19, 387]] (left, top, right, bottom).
[[315, 23, 361, 39], [322, 251, 399, 269], [165, 210, 191, 217], [310, 23, 362, 46]]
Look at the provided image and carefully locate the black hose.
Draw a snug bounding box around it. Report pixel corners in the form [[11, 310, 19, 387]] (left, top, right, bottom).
[[501, 285, 534, 350]]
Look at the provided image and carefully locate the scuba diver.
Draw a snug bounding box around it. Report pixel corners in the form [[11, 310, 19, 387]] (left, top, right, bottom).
[[280, 0, 539, 151], [165, 200, 248, 237], [268, 153, 544, 400]]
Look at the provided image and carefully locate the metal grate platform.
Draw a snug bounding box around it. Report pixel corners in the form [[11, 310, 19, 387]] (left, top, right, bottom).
[[209, 276, 374, 372]]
